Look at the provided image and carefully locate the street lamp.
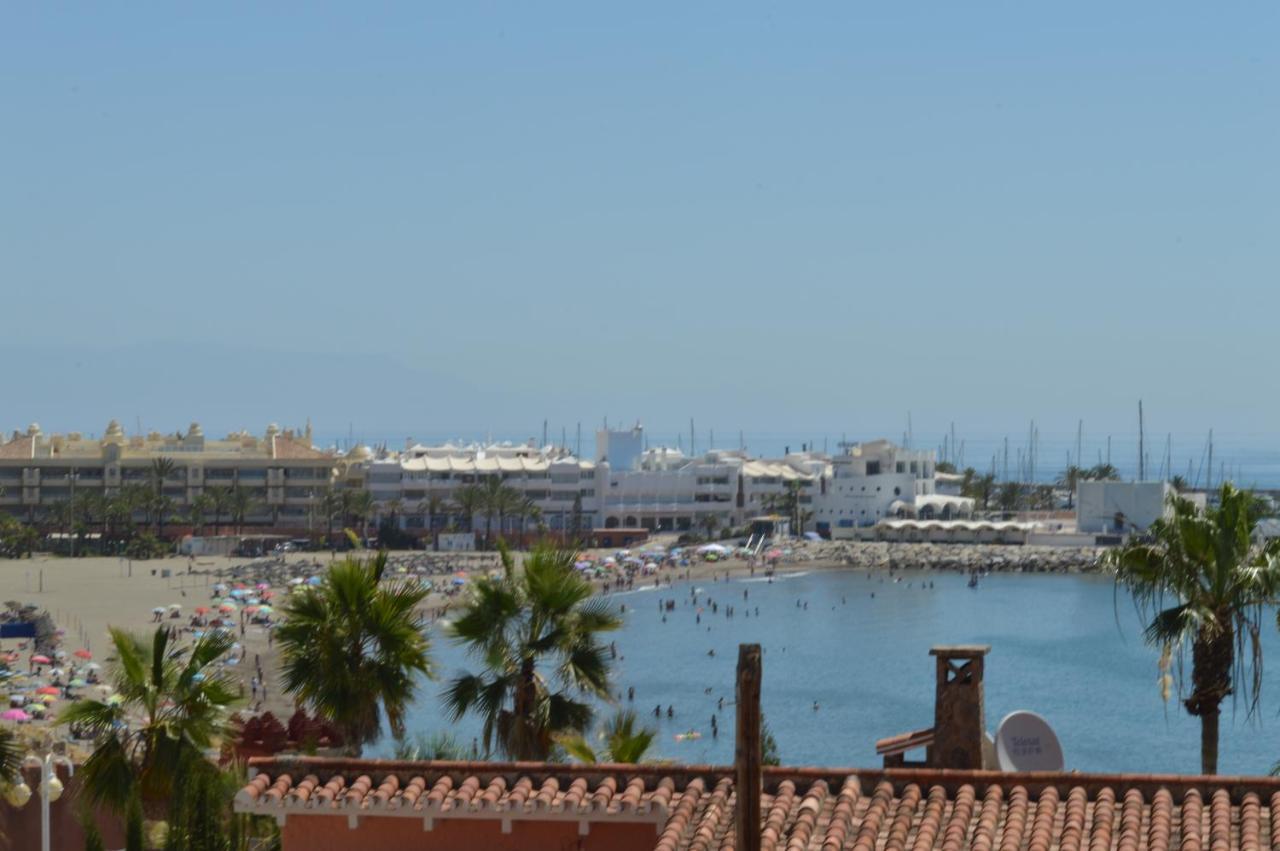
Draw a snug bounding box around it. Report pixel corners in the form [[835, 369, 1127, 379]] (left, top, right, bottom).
[[6, 747, 72, 851]]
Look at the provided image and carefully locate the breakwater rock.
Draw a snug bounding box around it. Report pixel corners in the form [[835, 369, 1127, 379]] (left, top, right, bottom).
[[795, 541, 1108, 574]]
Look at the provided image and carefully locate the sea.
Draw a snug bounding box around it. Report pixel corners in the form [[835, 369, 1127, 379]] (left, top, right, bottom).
[[380, 567, 1280, 776]]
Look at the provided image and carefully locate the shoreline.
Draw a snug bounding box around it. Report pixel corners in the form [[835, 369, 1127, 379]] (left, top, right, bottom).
[[0, 540, 1109, 741]]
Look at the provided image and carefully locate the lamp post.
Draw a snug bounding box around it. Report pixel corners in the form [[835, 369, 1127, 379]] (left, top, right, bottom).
[[5, 747, 70, 851]]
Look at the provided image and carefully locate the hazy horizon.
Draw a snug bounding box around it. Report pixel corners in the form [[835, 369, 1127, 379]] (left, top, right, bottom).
[[3, 5, 1277, 455]]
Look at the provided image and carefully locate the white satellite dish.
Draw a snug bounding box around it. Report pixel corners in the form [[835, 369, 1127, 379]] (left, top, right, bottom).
[[994, 710, 1064, 772]]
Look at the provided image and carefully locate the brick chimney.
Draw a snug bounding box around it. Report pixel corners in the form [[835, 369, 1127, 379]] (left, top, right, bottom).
[[929, 645, 989, 770]]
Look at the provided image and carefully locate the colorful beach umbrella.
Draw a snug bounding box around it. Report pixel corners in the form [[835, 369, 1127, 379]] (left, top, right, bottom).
[[73, 649, 92, 660], [35, 687, 59, 696], [2, 709, 30, 721], [30, 655, 50, 665], [194, 606, 210, 615]]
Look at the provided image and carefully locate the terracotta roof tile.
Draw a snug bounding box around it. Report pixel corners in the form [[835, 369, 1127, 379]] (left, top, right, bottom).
[[232, 758, 1280, 851]]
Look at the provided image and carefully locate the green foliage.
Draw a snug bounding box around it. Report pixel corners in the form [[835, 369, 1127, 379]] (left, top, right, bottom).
[[444, 543, 621, 760], [1108, 484, 1280, 774], [125, 794, 144, 851], [164, 761, 229, 851], [391, 731, 469, 761], [60, 627, 240, 812], [82, 816, 106, 851], [557, 710, 657, 764], [761, 714, 781, 766], [276, 551, 433, 753]]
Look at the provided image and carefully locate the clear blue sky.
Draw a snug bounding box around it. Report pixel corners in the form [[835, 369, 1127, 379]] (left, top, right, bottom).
[[2, 4, 1277, 451]]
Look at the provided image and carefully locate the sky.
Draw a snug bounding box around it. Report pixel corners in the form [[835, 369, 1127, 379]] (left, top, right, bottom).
[[2, 4, 1278, 455]]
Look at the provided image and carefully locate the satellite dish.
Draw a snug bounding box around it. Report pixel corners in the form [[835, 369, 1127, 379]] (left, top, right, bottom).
[[995, 710, 1064, 772]]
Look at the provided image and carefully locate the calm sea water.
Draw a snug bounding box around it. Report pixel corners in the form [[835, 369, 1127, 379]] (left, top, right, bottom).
[[378, 568, 1280, 775]]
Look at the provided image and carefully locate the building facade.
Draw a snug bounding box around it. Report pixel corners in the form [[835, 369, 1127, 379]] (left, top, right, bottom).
[[0, 421, 337, 531]]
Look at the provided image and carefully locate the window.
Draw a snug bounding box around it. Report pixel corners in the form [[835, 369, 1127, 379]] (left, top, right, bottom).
[[866, 461, 881, 475]]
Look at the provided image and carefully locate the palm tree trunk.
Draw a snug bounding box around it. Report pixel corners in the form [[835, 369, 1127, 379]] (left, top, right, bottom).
[[1188, 626, 1233, 775], [1200, 706, 1219, 776]]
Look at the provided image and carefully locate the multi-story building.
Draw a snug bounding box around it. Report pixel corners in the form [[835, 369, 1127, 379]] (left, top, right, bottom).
[[0, 421, 337, 531], [812, 439, 972, 538]]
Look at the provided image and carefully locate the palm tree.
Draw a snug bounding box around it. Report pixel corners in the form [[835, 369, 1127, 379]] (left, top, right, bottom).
[[0, 726, 22, 796], [699, 513, 720, 541], [59, 627, 239, 812], [206, 485, 232, 537], [1171, 475, 1189, 493], [479, 477, 507, 547], [558, 709, 657, 764], [1058, 465, 1084, 509], [276, 551, 433, 754], [318, 486, 342, 546], [1086, 463, 1120, 481], [444, 544, 621, 760], [1108, 484, 1280, 774], [344, 489, 374, 542], [383, 497, 404, 531], [227, 484, 254, 535], [149, 457, 177, 537], [451, 484, 485, 536], [188, 492, 214, 536]]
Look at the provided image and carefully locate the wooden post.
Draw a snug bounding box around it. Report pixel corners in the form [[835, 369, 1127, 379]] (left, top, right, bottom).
[[735, 643, 762, 851]]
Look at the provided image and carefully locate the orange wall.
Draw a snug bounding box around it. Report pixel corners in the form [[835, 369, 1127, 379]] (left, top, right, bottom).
[[282, 812, 660, 851]]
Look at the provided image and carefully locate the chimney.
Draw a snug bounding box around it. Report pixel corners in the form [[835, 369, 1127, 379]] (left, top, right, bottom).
[[929, 645, 989, 770]]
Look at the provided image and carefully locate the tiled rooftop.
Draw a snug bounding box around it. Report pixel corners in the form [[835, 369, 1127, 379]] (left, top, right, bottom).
[[235, 758, 1280, 851]]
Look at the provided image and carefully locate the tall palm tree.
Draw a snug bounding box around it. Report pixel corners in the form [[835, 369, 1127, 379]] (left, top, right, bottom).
[[318, 485, 342, 546], [344, 489, 374, 542], [205, 485, 232, 536], [1058, 465, 1084, 509], [479, 476, 507, 547], [451, 484, 485, 536], [558, 709, 657, 764], [59, 627, 239, 812], [189, 492, 214, 536], [699, 513, 720, 541], [149, 457, 177, 537], [276, 551, 433, 753], [227, 484, 254, 535], [1108, 484, 1280, 774], [444, 544, 621, 760]]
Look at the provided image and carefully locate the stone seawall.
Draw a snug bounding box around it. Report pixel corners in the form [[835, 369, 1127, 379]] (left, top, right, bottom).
[[797, 541, 1108, 573]]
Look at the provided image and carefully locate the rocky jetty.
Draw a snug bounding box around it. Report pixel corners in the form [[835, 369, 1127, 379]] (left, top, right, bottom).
[[792, 541, 1107, 574]]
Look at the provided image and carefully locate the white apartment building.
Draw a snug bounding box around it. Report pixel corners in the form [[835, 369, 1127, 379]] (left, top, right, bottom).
[[368, 441, 597, 536], [813, 439, 972, 539], [363, 440, 829, 537]]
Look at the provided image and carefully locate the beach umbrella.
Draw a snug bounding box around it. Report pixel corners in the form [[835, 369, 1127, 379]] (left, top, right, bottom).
[[36, 687, 59, 696], [106, 694, 123, 706], [307, 576, 322, 586], [30, 655, 50, 665], [194, 606, 210, 615], [213, 583, 227, 592], [47, 668, 65, 678], [218, 603, 237, 614], [38, 694, 57, 704], [168, 603, 181, 611], [256, 582, 270, 590], [69, 678, 87, 688], [260, 590, 274, 600], [452, 577, 466, 586], [152, 606, 166, 614], [85, 663, 101, 671], [73, 649, 92, 660], [53, 650, 67, 659], [2, 709, 30, 721], [288, 577, 304, 585], [256, 605, 273, 615], [243, 606, 259, 614], [27, 704, 45, 716]]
